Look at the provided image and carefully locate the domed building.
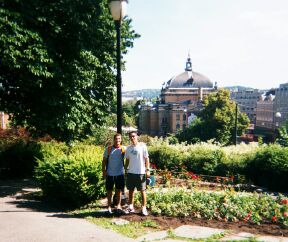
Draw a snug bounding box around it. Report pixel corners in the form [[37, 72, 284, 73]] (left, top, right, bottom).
[[139, 55, 217, 136], [161, 55, 214, 104]]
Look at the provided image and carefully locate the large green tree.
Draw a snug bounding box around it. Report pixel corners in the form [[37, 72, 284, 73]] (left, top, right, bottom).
[[177, 89, 250, 145], [0, 0, 139, 141]]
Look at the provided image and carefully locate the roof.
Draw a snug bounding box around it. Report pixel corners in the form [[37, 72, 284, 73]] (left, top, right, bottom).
[[166, 71, 213, 89]]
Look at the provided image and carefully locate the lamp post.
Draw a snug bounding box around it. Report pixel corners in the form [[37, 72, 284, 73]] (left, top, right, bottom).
[[274, 112, 282, 129], [234, 103, 238, 145], [109, 0, 128, 134]]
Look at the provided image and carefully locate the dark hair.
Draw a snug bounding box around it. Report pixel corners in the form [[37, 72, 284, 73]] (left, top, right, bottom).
[[114, 133, 122, 139], [129, 131, 137, 137]]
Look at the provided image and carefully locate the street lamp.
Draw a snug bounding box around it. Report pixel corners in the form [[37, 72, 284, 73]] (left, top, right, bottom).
[[108, 0, 128, 134], [234, 103, 238, 145], [275, 112, 282, 128]]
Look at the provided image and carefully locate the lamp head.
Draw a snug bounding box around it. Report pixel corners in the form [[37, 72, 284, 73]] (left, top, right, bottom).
[[108, 0, 128, 21], [275, 112, 282, 118]]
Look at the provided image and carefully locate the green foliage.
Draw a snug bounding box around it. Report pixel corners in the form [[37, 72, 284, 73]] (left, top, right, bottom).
[[34, 143, 105, 206], [185, 148, 226, 175], [177, 89, 250, 145], [147, 139, 288, 191], [0, 140, 41, 178], [276, 122, 288, 147], [0, 1, 139, 142], [136, 188, 288, 226], [245, 144, 288, 191], [148, 141, 256, 177]]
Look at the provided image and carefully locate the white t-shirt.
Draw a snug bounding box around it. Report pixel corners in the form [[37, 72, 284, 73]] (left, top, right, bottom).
[[125, 142, 149, 174]]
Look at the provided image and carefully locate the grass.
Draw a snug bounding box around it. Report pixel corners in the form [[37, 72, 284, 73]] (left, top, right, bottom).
[[87, 217, 159, 238], [70, 203, 160, 239], [164, 229, 227, 242]]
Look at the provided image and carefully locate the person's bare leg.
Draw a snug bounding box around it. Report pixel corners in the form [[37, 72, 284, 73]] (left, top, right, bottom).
[[141, 190, 147, 207], [115, 189, 122, 209], [129, 189, 135, 208], [107, 190, 113, 209]]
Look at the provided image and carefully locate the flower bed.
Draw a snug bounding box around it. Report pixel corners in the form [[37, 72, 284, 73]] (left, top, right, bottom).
[[135, 188, 288, 226]]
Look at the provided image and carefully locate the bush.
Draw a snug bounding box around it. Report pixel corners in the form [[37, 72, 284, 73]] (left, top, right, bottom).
[[148, 144, 187, 170], [245, 144, 288, 191], [0, 127, 53, 178], [34, 143, 105, 206], [0, 140, 41, 178], [185, 146, 225, 175], [147, 141, 288, 191]]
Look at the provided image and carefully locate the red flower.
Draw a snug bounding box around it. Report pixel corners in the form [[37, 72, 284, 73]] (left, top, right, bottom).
[[272, 216, 277, 222], [281, 199, 288, 205], [284, 212, 287, 217], [229, 176, 235, 182], [150, 163, 157, 169], [243, 211, 252, 222], [216, 176, 221, 183]]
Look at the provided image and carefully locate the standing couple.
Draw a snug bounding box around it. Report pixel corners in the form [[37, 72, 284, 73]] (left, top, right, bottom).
[[102, 131, 150, 216]]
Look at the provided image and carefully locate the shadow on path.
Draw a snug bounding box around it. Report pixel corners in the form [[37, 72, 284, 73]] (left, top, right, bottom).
[[0, 179, 38, 198], [0, 179, 66, 214]]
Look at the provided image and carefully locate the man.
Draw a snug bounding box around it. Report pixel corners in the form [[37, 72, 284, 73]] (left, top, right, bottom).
[[102, 133, 125, 214], [125, 131, 150, 216]]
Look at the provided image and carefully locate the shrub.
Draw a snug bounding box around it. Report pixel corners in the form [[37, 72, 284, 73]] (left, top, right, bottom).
[[0, 127, 53, 178], [149, 144, 187, 171], [185, 146, 225, 175], [34, 143, 105, 206], [0, 140, 41, 178], [245, 144, 288, 191]]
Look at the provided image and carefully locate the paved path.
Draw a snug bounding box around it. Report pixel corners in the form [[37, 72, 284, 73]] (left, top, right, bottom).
[[1, 179, 288, 242], [0, 179, 133, 242]]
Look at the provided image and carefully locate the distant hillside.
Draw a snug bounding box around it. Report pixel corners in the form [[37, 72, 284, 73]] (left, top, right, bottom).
[[122, 89, 160, 99], [223, 86, 254, 92]]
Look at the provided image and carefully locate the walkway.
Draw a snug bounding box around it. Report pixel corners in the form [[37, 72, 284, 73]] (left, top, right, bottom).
[[0, 179, 133, 242]]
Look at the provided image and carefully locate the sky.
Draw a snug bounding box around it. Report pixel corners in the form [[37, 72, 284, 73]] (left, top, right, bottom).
[[121, 0, 288, 91]]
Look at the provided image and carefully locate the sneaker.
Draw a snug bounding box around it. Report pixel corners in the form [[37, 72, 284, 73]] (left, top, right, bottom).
[[115, 208, 125, 215], [125, 206, 135, 214], [142, 207, 148, 216], [106, 207, 113, 214]]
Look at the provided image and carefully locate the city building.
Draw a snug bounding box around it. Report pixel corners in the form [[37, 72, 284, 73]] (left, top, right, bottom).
[[255, 94, 275, 131], [254, 83, 288, 142], [138, 55, 217, 136], [230, 89, 263, 124], [274, 83, 288, 127]]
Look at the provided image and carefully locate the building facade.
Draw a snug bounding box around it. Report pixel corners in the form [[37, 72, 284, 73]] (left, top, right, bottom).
[[138, 56, 217, 136], [255, 94, 275, 131], [274, 83, 288, 127], [230, 89, 263, 124]]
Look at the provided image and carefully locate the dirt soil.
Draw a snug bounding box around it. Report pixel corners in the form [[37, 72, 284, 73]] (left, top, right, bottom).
[[122, 212, 288, 237]]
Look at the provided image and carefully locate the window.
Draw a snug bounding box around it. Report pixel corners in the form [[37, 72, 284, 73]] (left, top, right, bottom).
[[176, 124, 180, 130], [176, 114, 180, 121], [183, 114, 186, 120]]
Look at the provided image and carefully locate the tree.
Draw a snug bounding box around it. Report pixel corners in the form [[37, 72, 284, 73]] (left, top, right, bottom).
[[177, 89, 249, 145], [0, 0, 139, 141], [276, 121, 288, 147]]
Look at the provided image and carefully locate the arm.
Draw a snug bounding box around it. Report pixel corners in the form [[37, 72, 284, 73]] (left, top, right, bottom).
[[124, 158, 129, 175], [102, 157, 108, 178], [145, 157, 150, 177]]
